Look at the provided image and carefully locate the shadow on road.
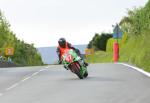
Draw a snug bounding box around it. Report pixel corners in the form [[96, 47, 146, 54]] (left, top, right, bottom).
[[85, 76, 123, 82], [61, 76, 124, 82]]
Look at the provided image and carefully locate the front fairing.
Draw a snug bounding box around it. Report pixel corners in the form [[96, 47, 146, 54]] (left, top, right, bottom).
[[62, 49, 81, 66], [62, 49, 87, 77]]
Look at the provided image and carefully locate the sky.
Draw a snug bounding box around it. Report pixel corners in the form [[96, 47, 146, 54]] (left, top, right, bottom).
[[0, 0, 148, 47]]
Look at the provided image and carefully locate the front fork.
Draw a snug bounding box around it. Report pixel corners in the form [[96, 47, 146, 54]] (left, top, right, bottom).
[[78, 59, 87, 76]]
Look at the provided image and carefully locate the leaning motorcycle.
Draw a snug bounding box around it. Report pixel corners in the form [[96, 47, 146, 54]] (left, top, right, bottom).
[[61, 49, 88, 79]]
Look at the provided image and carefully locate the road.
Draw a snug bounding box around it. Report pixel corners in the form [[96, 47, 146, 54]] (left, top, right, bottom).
[[0, 63, 150, 103]]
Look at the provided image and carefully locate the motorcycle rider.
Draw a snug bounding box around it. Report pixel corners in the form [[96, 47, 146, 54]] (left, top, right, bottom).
[[56, 38, 88, 69]]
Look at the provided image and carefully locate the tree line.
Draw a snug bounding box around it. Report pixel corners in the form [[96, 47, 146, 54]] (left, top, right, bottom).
[[119, 0, 150, 36], [87, 0, 150, 52], [0, 10, 43, 66], [87, 0, 150, 71], [87, 33, 112, 51]]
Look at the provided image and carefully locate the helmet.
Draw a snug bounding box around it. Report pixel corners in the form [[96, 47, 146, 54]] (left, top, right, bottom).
[[58, 38, 66, 48]]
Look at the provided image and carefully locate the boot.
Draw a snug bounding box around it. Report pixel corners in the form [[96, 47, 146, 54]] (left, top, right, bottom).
[[64, 65, 69, 70], [84, 62, 89, 67]]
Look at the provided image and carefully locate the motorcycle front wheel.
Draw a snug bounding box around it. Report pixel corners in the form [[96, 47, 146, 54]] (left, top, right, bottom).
[[69, 62, 83, 79], [83, 71, 88, 78]]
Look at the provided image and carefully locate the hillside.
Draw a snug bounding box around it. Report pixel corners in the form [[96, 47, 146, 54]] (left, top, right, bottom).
[[86, 0, 150, 72]]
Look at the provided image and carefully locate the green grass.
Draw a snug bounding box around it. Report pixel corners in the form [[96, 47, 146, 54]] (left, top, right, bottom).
[[86, 32, 150, 72], [86, 51, 113, 63], [119, 33, 150, 72]]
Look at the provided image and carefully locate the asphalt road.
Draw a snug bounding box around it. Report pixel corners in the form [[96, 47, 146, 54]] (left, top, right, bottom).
[[0, 63, 150, 103]]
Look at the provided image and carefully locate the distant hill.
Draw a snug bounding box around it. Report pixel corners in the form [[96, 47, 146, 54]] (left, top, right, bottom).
[[37, 45, 87, 64]]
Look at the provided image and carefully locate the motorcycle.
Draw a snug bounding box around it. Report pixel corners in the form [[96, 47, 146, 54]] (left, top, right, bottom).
[[61, 49, 88, 79]]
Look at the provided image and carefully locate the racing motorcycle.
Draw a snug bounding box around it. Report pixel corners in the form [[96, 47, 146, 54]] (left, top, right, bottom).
[[61, 49, 88, 79]]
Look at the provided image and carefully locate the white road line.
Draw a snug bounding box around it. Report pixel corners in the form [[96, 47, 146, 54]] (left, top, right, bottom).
[[39, 69, 46, 72], [22, 70, 44, 82], [5, 68, 48, 92], [6, 83, 19, 91], [45, 66, 49, 68], [0, 93, 3, 96], [118, 63, 150, 77], [32, 72, 39, 76], [21, 76, 31, 82], [45, 65, 55, 69]]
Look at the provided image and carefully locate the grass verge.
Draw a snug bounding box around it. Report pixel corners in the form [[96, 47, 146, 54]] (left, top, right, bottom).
[[86, 33, 150, 72]]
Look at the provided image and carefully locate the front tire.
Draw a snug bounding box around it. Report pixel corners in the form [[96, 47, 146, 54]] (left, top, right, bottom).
[[69, 62, 83, 79], [84, 71, 88, 78], [77, 74, 83, 79]]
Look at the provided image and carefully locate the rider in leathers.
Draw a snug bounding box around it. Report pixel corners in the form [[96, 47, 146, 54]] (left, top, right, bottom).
[[56, 38, 88, 69]]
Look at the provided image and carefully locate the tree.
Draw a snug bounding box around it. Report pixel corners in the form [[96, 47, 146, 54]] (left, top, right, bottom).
[[0, 9, 43, 66], [87, 33, 112, 51]]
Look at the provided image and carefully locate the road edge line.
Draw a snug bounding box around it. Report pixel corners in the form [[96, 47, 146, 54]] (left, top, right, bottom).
[[118, 63, 150, 77]]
